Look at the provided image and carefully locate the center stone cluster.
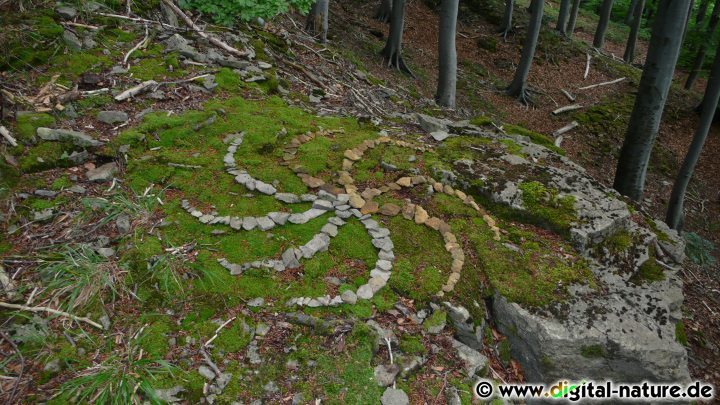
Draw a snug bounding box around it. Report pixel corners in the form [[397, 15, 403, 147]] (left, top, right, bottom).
[[180, 129, 502, 308]]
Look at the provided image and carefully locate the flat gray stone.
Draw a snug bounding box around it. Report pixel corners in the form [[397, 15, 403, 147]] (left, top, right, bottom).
[[37, 127, 103, 147], [275, 193, 300, 203], [374, 364, 400, 387], [97, 110, 129, 125], [381, 388, 409, 405], [431, 130, 450, 141], [242, 217, 258, 230], [255, 182, 277, 195], [282, 248, 300, 269], [341, 289, 357, 304], [320, 223, 338, 237], [312, 199, 334, 211], [256, 216, 275, 231], [86, 162, 118, 183], [268, 212, 290, 225], [357, 284, 373, 300], [198, 365, 216, 380], [452, 339, 488, 376]]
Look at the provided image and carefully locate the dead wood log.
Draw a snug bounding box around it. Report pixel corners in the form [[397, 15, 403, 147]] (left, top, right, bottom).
[[552, 104, 582, 115], [552, 121, 579, 137], [0, 126, 18, 147], [115, 80, 158, 101], [578, 77, 626, 90]]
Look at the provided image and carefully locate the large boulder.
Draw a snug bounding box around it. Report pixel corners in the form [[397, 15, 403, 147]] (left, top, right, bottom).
[[442, 122, 690, 383]]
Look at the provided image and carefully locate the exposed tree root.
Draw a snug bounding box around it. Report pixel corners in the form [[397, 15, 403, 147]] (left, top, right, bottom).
[[381, 48, 415, 77], [506, 86, 539, 106]]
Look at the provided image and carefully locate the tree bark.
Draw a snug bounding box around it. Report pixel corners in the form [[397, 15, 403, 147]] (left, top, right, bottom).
[[375, 0, 392, 23], [381, 0, 413, 75], [557, 0, 572, 34], [436, 0, 459, 108], [593, 0, 615, 49], [614, 0, 692, 202], [567, 0, 582, 36], [625, 0, 639, 24], [306, 0, 330, 43], [500, 0, 514, 38], [666, 42, 720, 229], [624, 0, 646, 63], [506, 0, 543, 104], [685, 0, 720, 89]]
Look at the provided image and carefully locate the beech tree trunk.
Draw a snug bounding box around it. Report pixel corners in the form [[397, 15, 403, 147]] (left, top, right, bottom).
[[376, 0, 392, 23], [381, 0, 413, 75], [624, 0, 646, 63], [557, 0, 572, 34], [666, 42, 720, 229], [593, 0, 615, 49], [685, 0, 720, 89], [506, 0, 543, 104], [436, 0, 459, 108], [567, 0, 582, 36], [625, 0, 639, 24], [500, 0, 514, 38], [614, 0, 692, 202], [306, 0, 330, 43]]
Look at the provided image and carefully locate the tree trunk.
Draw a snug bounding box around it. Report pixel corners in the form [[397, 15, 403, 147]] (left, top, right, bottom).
[[557, 0, 572, 34], [375, 0, 392, 23], [614, 0, 692, 202], [305, 0, 330, 43], [625, 0, 639, 24], [685, 0, 720, 89], [436, 0, 459, 108], [500, 0, 514, 38], [381, 0, 413, 75], [666, 42, 720, 229], [624, 0, 646, 63], [567, 0, 582, 36], [506, 0, 543, 104], [593, 0, 615, 49]]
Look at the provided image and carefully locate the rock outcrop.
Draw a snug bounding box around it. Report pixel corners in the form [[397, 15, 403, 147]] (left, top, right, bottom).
[[439, 122, 690, 383]]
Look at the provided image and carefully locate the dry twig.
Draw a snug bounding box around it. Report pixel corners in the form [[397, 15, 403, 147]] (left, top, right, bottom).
[[0, 302, 103, 329]]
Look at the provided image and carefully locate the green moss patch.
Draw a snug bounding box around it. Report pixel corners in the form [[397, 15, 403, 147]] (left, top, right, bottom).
[[454, 217, 593, 307]]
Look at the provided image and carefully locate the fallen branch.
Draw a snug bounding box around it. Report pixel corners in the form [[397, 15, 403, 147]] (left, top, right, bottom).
[[552, 121, 579, 138], [283, 59, 326, 89], [552, 104, 582, 115], [161, 0, 247, 58], [0, 125, 18, 147], [62, 21, 100, 30], [578, 77, 626, 90], [115, 80, 158, 101], [168, 162, 202, 169], [584, 53, 591, 79], [95, 12, 178, 30], [561, 89, 576, 102], [124, 25, 150, 66], [204, 316, 236, 347], [0, 302, 103, 329]]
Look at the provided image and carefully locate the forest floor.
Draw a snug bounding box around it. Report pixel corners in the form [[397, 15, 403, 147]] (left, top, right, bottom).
[[0, 0, 718, 402]]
